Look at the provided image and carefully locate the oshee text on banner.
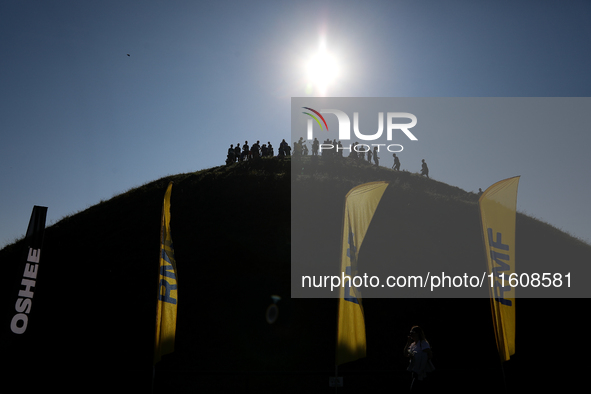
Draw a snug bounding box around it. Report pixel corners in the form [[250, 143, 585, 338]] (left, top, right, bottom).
[[9, 206, 47, 335]]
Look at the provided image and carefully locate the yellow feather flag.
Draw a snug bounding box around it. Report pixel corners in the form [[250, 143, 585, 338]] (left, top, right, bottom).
[[336, 181, 389, 366], [479, 176, 520, 362], [154, 181, 178, 364]]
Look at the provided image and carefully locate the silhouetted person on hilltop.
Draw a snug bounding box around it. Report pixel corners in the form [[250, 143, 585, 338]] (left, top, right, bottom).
[[349, 142, 358, 159], [242, 141, 249, 161], [235, 143, 241, 162], [312, 138, 319, 156], [296, 137, 305, 156], [279, 139, 289, 157], [420, 159, 429, 178], [392, 153, 400, 171], [226, 144, 235, 165], [252, 140, 260, 159], [279, 140, 288, 156], [268, 142, 274, 157], [373, 146, 379, 166]]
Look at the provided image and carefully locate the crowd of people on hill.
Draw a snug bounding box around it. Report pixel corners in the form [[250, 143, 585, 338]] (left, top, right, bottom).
[[225, 139, 295, 164], [224, 138, 431, 178]]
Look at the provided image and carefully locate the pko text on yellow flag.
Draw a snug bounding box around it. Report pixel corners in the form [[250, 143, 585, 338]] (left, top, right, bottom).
[[479, 176, 519, 362], [154, 181, 178, 364], [336, 181, 389, 366]]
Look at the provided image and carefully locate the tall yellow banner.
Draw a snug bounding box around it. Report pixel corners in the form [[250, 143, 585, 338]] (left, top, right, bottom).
[[336, 181, 389, 366], [154, 182, 178, 364], [479, 176, 519, 362]]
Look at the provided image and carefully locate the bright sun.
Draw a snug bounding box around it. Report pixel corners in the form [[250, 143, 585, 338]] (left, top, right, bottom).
[[306, 41, 339, 96]]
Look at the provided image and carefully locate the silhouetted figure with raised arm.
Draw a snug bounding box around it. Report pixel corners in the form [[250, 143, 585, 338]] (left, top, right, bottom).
[[296, 137, 305, 156]]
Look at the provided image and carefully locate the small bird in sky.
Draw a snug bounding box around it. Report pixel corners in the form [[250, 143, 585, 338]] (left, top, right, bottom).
[[127, 54, 130, 56]]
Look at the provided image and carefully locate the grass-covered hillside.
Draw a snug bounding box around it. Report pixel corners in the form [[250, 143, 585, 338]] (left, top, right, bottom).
[[2, 155, 589, 393]]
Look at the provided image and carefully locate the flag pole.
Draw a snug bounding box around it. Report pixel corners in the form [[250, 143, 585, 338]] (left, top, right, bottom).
[[152, 199, 159, 394], [334, 191, 348, 392], [480, 200, 507, 393], [152, 182, 165, 394], [152, 184, 161, 393], [152, 365, 156, 394], [500, 361, 508, 394]]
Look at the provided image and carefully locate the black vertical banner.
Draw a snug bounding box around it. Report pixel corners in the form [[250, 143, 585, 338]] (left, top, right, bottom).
[[8, 205, 48, 336]]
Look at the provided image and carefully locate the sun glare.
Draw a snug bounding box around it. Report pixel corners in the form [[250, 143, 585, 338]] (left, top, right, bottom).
[[305, 40, 340, 96]]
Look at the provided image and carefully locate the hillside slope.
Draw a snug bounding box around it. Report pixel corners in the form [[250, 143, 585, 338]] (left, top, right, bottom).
[[2, 156, 589, 393]]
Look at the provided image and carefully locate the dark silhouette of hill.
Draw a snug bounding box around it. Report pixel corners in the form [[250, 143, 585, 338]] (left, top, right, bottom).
[[2, 155, 589, 393]]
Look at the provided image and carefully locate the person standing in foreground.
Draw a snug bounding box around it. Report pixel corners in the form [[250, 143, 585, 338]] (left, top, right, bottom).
[[403, 326, 435, 391]]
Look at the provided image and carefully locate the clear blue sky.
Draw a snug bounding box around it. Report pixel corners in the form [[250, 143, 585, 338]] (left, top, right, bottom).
[[2, 1, 591, 247]]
